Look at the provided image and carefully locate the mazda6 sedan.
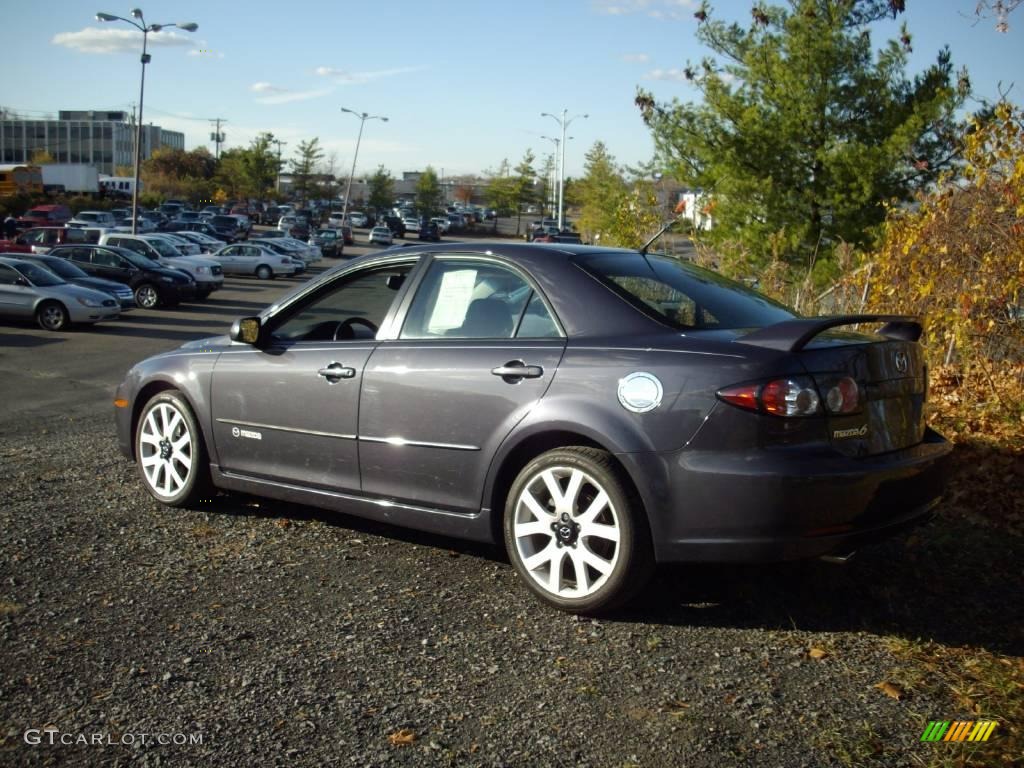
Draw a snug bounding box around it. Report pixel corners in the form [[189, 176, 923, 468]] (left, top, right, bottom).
[[114, 243, 952, 612]]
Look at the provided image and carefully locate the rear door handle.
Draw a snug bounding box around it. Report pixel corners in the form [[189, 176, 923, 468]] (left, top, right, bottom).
[[491, 361, 544, 381], [317, 362, 356, 382]]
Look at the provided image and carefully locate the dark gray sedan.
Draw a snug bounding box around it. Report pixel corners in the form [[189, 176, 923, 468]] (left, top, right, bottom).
[[114, 243, 951, 612]]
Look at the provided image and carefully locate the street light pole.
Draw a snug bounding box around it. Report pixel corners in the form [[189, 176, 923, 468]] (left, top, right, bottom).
[[96, 9, 197, 234], [541, 109, 587, 230], [339, 107, 387, 225]]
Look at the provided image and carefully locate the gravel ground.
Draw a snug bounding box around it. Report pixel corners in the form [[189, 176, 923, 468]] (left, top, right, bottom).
[[1, 410, 1019, 767]]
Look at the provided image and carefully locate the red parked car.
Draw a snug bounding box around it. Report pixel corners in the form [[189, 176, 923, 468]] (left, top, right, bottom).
[[16, 204, 72, 229]]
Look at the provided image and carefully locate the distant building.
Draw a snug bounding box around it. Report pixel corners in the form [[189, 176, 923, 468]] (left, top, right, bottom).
[[0, 108, 185, 176]]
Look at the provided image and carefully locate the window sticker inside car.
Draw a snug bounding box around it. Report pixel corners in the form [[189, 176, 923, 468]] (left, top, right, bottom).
[[428, 269, 476, 333]]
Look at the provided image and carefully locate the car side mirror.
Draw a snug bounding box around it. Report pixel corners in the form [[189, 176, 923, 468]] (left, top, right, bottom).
[[230, 316, 262, 345], [386, 274, 405, 290], [14, 277, 29, 287]]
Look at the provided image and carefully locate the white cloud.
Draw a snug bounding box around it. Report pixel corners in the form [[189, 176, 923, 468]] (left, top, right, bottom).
[[315, 65, 425, 84], [249, 82, 332, 105], [593, 0, 695, 18], [52, 27, 193, 54], [645, 68, 691, 82], [621, 53, 650, 63]]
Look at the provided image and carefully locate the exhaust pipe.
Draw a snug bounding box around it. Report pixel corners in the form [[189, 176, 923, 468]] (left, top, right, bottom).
[[820, 551, 856, 565]]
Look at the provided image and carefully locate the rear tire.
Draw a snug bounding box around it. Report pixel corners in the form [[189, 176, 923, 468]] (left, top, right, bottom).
[[504, 447, 654, 614], [135, 391, 212, 507], [36, 300, 69, 331]]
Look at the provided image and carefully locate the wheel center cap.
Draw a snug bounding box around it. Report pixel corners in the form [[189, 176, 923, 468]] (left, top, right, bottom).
[[554, 517, 579, 546], [159, 439, 172, 460]]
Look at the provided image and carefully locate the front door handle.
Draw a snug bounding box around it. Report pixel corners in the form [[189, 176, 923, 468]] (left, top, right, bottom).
[[491, 360, 544, 381], [317, 361, 356, 383]]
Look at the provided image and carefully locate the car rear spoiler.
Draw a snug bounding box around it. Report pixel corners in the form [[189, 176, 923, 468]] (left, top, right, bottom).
[[738, 315, 922, 353]]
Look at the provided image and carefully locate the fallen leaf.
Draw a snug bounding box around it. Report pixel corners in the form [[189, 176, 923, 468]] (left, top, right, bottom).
[[808, 647, 829, 660], [388, 728, 417, 747], [874, 681, 905, 700], [274, 519, 291, 529]]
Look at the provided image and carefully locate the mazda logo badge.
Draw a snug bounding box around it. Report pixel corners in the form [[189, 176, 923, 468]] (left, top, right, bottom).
[[894, 351, 909, 373]]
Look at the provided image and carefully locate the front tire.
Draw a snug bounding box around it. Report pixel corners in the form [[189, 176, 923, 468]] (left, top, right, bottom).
[[256, 265, 273, 280], [135, 283, 160, 309], [504, 447, 654, 614], [135, 391, 211, 507], [36, 301, 69, 331]]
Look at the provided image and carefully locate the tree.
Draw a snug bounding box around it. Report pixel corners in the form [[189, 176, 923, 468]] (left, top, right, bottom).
[[30, 149, 55, 165], [574, 141, 628, 243], [537, 153, 556, 218], [290, 138, 324, 204], [415, 166, 444, 216], [240, 133, 281, 200], [636, 0, 966, 273], [142, 146, 216, 202], [367, 165, 394, 212], [454, 184, 475, 205]]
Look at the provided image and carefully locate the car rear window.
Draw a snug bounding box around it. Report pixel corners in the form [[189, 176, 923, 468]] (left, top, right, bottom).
[[576, 252, 796, 331]]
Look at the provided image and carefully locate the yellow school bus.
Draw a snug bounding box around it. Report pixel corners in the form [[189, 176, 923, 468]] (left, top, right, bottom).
[[0, 165, 44, 197]]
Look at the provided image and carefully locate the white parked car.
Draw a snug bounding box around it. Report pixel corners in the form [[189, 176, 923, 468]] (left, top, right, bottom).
[[148, 233, 202, 256], [430, 216, 451, 233], [98, 233, 224, 298], [250, 237, 319, 264], [67, 211, 118, 229], [327, 211, 346, 227], [208, 243, 298, 279], [368, 226, 393, 246], [114, 216, 156, 233], [173, 230, 223, 252]]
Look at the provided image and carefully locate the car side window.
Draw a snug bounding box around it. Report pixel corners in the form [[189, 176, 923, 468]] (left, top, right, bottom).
[[62, 247, 92, 262], [269, 264, 414, 343], [0, 264, 22, 285], [92, 249, 122, 268], [400, 260, 560, 340]]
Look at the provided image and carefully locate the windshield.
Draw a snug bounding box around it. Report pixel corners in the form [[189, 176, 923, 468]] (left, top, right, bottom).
[[14, 262, 65, 287], [117, 250, 160, 270], [39, 258, 86, 279], [576, 252, 796, 331], [146, 239, 184, 258]]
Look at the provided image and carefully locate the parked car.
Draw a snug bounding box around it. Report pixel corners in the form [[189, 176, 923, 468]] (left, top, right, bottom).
[[417, 222, 441, 241], [149, 232, 202, 256], [114, 243, 952, 612], [277, 215, 310, 240], [98, 234, 224, 299], [49, 244, 196, 308], [115, 216, 157, 233], [12, 226, 104, 254], [430, 217, 451, 234], [250, 237, 320, 264], [175, 220, 229, 242], [67, 211, 118, 229], [208, 215, 246, 242], [367, 226, 393, 246], [16, 204, 72, 229], [382, 215, 406, 238], [173, 230, 223, 252], [17, 253, 135, 308], [401, 214, 420, 232], [309, 228, 344, 258], [0, 255, 120, 330], [207, 243, 298, 279], [348, 212, 368, 228]]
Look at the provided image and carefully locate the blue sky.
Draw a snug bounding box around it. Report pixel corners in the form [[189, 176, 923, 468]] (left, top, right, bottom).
[[6, 1, 1022, 179]]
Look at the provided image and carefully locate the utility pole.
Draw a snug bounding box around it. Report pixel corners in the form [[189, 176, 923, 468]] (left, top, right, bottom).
[[208, 117, 226, 160], [271, 139, 288, 195]]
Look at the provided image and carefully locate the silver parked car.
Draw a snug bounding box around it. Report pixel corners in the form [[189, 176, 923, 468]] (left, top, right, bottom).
[[0, 256, 121, 330], [208, 243, 298, 279]]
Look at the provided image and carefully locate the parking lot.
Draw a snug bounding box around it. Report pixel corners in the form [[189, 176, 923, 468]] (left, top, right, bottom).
[[1, 233, 1020, 767]]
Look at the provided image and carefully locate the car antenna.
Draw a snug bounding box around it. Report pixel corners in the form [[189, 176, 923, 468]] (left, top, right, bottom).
[[639, 214, 682, 256]]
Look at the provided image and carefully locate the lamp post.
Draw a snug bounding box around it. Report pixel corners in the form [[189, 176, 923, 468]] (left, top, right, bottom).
[[96, 9, 197, 234], [541, 109, 587, 230], [540, 134, 573, 220], [339, 107, 387, 225]]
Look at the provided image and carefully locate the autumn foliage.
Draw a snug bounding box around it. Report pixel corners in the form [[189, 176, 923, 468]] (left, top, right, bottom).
[[860, 102, 1024, 437]]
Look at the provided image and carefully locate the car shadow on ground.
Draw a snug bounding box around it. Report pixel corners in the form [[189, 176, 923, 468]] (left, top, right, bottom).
[[189, 494, 1022, 656], [622, 516, 1023, 656], [0, 330, 66, 348]]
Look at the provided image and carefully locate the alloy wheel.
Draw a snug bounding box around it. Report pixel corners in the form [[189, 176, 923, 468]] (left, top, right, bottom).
[[138, 401, 194, 499], [37, 302, 68, 331], [136, 284, 159, 309], [512, 465, 621, 599]]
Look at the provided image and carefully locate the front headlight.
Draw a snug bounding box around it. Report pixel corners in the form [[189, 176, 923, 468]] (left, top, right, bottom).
[[195, 266, 209, 274], [76, 296, 102, 307]]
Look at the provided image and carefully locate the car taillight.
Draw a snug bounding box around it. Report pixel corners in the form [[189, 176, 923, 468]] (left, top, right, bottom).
[[717, 376, 822, 417], [824, 376, 860, 414]]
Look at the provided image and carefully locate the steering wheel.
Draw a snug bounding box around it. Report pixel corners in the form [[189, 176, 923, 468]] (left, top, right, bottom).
[[333, 317, 379, 340]]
